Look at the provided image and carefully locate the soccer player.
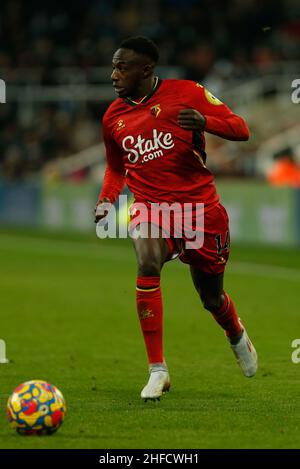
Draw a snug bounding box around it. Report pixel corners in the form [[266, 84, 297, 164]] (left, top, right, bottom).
[[95, 36, 257, 401]]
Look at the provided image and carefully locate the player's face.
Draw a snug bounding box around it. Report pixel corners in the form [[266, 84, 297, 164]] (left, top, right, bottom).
[[111, 48, 147, 98]]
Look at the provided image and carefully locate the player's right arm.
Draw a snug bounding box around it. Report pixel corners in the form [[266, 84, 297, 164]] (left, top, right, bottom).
[[95, 118, 126, 223]]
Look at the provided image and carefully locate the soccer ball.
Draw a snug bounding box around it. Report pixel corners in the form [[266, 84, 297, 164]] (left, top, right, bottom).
[[6, 380, 66, 435]]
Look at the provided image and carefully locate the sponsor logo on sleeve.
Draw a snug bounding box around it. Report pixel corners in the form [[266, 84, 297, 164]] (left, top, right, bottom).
[[204, 89, 223, 105]]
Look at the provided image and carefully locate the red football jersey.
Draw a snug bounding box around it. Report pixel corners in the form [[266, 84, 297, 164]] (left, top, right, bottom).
[[99, 79, 249, 208]]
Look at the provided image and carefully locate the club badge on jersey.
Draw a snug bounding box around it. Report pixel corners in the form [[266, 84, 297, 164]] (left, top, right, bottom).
[[150, 104, 161, 118]]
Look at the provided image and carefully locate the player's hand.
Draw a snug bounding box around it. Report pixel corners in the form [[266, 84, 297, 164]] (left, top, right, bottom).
[[178, 109, 206, 131], [94, 197, 111, 223]]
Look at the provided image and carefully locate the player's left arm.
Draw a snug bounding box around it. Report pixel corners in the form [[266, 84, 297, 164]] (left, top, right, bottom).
[[178, 84, 250, 141]]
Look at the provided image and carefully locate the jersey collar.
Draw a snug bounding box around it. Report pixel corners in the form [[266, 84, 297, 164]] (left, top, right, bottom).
[[123, 77, 162, 107]]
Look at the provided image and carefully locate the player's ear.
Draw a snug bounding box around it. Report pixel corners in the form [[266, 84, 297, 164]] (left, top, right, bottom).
[[143, 63, 155, 78]]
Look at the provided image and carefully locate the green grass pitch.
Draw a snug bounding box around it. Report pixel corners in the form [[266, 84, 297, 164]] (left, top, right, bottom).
[[0, 228, 300, 449]]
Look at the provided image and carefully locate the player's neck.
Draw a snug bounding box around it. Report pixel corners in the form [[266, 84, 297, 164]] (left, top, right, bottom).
[[130, 76, 157, 103]]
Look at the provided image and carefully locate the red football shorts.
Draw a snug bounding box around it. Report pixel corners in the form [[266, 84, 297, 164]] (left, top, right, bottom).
[[129, 201, 230, 275]]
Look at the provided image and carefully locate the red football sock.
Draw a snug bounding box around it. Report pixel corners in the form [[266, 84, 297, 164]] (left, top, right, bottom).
[[211, 291, 242, 339], [136, 276, 163, 364]]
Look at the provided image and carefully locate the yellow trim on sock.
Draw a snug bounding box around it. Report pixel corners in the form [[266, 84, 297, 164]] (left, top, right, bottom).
[[136, 286, 160, 292]]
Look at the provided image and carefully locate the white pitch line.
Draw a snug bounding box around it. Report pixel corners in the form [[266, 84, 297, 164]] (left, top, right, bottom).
[[1, 233, 300, 281], [228, 261, 300, 282], [166, 258, 300, 281]]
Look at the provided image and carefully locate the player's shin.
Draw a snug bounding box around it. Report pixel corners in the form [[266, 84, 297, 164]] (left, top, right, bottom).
[[210, 291, 242, 343], [136, 276, 164, 365], [210, 291, 257, 377]]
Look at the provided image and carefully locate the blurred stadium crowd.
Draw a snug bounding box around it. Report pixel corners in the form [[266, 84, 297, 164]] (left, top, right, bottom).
[[0, 0, 299, 180]]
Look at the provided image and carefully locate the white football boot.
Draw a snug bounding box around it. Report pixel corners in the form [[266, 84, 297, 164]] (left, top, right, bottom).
[[141, 364, 171, 401], [229, 320, 258, 377]]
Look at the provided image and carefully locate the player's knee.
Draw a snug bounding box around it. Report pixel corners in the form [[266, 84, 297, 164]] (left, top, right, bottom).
[[201, 295, 223, 313], [137, 257, 161, 277]]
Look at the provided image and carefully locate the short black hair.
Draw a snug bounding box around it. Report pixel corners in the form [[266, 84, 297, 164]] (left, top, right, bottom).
[[119, 36, 159, 63]]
